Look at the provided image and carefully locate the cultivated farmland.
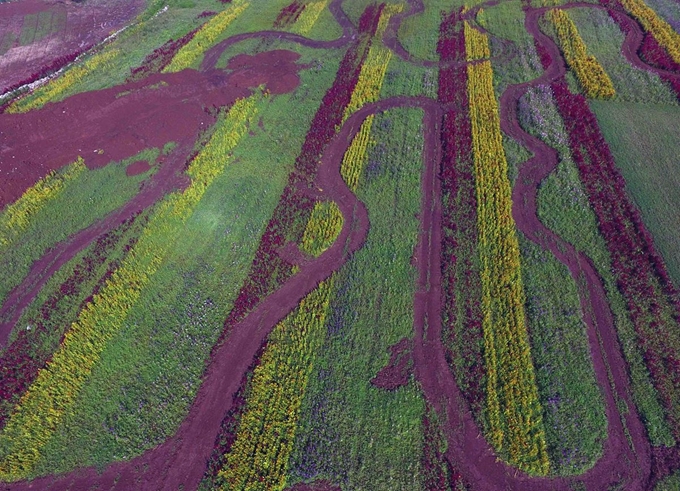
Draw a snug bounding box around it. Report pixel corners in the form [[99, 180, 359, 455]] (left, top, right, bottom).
[[0, 0, 679, 489]]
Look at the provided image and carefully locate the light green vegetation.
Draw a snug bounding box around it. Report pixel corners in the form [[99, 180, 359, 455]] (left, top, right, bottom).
[[379, 55, 438, 99], [30, 47, 345, 476], [566, 7, 677, 104], [289, 107, 425, 490], [590, 100, 680, 288], [538, 158, 675, 447], [519, 233, 607, 475], [503, 132, 532, 185], [0, 149, 157, 318], [476, 0, 543, 94]]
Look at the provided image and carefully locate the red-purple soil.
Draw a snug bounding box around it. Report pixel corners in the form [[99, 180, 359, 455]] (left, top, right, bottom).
[[124, 160, 151, 176], [0, 0, 145, 94], [0, 51, 306, 347], [2, 0, 680, 490], [371, 337, 413, 390]]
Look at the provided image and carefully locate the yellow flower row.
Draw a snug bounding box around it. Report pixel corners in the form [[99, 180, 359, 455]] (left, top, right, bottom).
[[7, 50, 120, 113], [464, 23, 550, 476], [547, 9, 615, 99], [619, 0, 680, 64], [163, 0, 249, 73], [0, 96, 260, 481], [290, 0, 328, 36], [300, 200, 343, 257], [0, 158, 85, 247], [215, 10, 401, 483], [218, 279, 333, 491]]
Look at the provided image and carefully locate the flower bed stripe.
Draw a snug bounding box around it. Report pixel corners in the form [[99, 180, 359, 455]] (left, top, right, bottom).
[[163, 0, 249, 73], [546, 9, 616, 99], [465, 22, 549, 475], [274, 1, 307, 29], [6, 50, 120, 113], [300, 201, 343, 257], [437, 7, 486, 421], [0, 158, 85, 247], [290, 1, 328, 35], [619, 0, 680, 64], [0, 96, 259, 481]]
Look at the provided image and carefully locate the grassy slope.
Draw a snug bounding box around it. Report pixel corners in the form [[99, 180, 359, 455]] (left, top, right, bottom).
[[0, 149, 157, 318], [31, 46, 343, 476], [289, 107, 425, 490], [538, 157, 675, 447], [590, 100, 680, 289], [519, 233, 607, 475]]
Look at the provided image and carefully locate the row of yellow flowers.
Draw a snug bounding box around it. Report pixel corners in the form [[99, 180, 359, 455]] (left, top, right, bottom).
[[340, 4, 400, 189], [546, 9, 616, 99], [464, 23, 550, 476], [0, 96, 260, 481], [290, 1, 329, 36], [163, 0, 249, 73], [0, 158, 85, 247], [216, 8, 401, 484], [7, 50, 120, 113], [619, 0, 680, 64]]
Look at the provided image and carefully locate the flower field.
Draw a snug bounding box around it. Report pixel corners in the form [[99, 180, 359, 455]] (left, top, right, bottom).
[[1, 0, 680, 489]]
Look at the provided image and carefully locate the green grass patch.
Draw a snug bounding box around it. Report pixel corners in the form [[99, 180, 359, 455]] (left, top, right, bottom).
[[289, 107, 425, 490], [590, 100, 680, 289], [519, 233, 607, 475]]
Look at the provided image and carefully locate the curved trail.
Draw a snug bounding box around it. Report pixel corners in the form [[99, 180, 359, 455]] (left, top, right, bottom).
[[4, 0, 680, 489]]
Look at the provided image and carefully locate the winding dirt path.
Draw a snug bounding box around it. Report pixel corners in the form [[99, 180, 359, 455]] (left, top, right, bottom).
[[3, 0, 680, 489]]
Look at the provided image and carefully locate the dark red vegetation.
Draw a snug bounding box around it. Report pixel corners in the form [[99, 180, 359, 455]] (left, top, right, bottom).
[[371, 337, 413, 390], [0, 215, 140, 430], [598, 0, 680, 99], [127, 27, 200, 82], [436, 8, 485, 419], [421, 406, 468, 491], [274, 1, 307, 29], [551, 77, 680, 440], [197, 10, 218, 19]]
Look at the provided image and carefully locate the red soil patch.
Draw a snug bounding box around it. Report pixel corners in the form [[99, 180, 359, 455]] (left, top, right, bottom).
[[0, 49, 305, 210], [0, 0, 145, 94], [226, 50, 303, 94], [125, 160, 151, 176], [371, 337, 413, 390]]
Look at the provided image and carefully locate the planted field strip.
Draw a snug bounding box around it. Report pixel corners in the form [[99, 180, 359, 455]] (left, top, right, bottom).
[[274, 1, 307, 29], [619, 0, 680, 64], [551, 79, 680, 441], [546, 9, 615, 98], [0, 215, 140, 431], [465, 22, 549, 475], [0, 158, 84, 247], [214, 9, 399, 485], [128, 27, 200, 81], [291, 1, 329, 35], [0, 96, 259, 481], [163, 0, 250, 73], [6, 49, 119, 113], [437, 8, 486, 421]]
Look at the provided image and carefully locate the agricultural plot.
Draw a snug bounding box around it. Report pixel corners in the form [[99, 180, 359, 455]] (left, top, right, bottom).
[[0, 0, 679, 490]]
